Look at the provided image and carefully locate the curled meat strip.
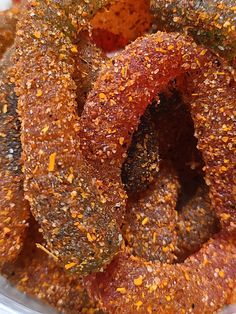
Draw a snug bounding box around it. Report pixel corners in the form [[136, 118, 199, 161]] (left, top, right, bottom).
[[0, 1, 110, 272], [87, 232, 235, 313], [150, 0, 236, 63], [79, 32, 235, 312], [15, 0, 125, 275], [122, 97, 219, 264], [80, 32, 235, 226], [0, 48, 29, 267]]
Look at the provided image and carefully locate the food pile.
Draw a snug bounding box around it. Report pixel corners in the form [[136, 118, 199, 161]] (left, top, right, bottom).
[[0, 0, 235, 313]]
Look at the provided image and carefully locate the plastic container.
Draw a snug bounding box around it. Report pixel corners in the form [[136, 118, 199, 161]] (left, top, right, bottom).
[[0, 276, 58, 314], [0, 0, 12, 11], [0, 1, 235, 313]]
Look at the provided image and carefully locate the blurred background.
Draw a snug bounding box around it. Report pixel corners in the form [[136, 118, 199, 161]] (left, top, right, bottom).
[[0, 0, 12, 11]]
